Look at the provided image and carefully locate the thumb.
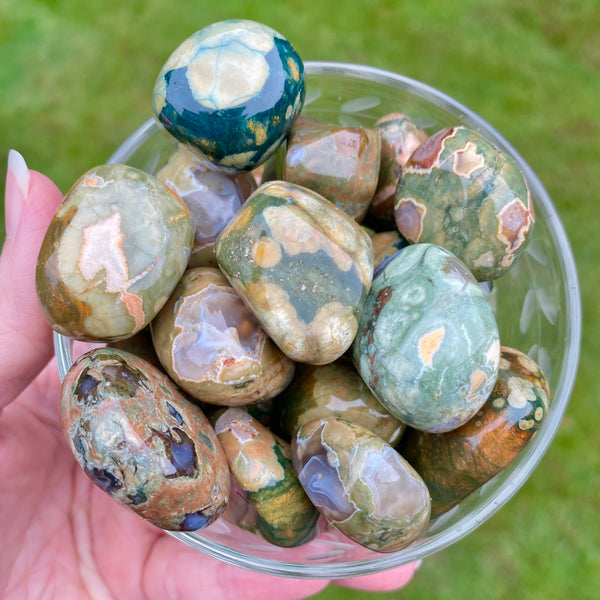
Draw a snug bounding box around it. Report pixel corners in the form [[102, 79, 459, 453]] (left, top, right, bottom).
[[0, 150, 63, 410]]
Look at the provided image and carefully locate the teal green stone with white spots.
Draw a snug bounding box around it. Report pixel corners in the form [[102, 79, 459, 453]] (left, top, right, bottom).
[[352, 243, 500, 433]]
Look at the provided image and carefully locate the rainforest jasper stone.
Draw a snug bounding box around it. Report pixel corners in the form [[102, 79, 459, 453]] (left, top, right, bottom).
[[292, 417, 430, 552], [216, 180, 374, 364], [214, 408, 319, 547], [59, 347, 230, 531], [157, 146, 256, 267], [394, 126, 534, 281], [153, 19, 304, 172], [284, 123, 381, 221], [371, 230, 410, 269], [367, 113, 427, 228], [279, 359, 405, 445], [36, 164, 193, 341], [151, 267, 294, 406], [400, 346, 550, 517], [353, 243, 500, 433]]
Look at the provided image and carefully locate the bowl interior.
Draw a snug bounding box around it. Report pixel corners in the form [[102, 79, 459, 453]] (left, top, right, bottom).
[[54, 62, 581, 578]]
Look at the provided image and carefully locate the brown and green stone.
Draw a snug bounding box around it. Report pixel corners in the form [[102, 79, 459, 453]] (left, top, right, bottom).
[[371, 230, 410, 269]]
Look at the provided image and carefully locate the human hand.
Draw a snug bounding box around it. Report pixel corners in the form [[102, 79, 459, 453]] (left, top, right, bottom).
[[0, 150, 419, 599]]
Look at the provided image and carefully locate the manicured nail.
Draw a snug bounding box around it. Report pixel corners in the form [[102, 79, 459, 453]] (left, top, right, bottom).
[[5, 149, 30, 240]]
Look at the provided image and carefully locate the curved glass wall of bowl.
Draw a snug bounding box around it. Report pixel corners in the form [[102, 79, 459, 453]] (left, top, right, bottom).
[[54, 62, 582, 579]]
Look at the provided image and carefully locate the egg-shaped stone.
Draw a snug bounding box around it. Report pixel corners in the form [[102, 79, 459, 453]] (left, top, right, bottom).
[[59, 347, 230, 531], [216, 180, 374, 365], [153, 19, 305, 172], [279, 359, 405, 445], [157, 146, 256, 267], [151, 267, 295, 406], [36, 164, 193, 341], [284, 123, 380, 221], [399, 346, 549, 517], [292, 417, 430, 552], [352, 243, 500, 433], [214, 408, 319, 547], [367, 113, 427, 228], [394, 126, 534, 281]]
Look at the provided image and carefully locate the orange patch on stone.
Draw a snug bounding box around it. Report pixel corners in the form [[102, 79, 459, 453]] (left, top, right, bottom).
[[418, 328, 445, 367], [469, 369, 487, 393]]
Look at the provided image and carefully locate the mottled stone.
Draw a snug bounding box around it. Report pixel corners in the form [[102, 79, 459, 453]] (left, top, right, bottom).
[[153, 19, 304, 172], [151, 267, 295, 406], [367, 113, 427, 228], [157, 146, 256, 267], [352, 243, 500, 433], [59, 347, 230, 531], [400, 346, 550, 517], [371, 230, 410, 270], [394, 126, 534, 281], [36, 164, 193, 341], [215, 408, 318, 547], [284, 123, 381, 221], [279, 359, 405, 445], [292, 417, 430, 552], [216, 180, 374, 364]]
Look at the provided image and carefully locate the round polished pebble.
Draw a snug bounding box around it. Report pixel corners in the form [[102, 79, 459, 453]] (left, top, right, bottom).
[[216, 180, 374, 364], [394, 126, 535, 281], [151, 267, 295, 406], [352, 243, 500, 433], [36, 164, 193, 341], [59, 347, 230, 531], [279, 359, 405, 445], [371, 230, 409, 269], [215, 408, 319, 547], [157, 146, 256, 267], [292, 417, 430, 552], [284, 123, 380, 221], [367, 113, 427, 228], [153, 19, 304, 172], [399, 346, 550, 517]]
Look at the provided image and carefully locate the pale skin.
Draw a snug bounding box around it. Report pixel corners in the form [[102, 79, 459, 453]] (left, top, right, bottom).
[[0, 157, 418, 599]]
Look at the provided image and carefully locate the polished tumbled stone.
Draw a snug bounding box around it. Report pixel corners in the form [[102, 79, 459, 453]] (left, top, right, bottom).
[[36, 164, 193, 341], [153, 19, 304, 172]]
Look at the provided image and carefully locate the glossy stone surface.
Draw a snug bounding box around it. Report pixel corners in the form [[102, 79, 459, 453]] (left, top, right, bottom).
[[292, 417, 430, 552], [216, 180, 374, 364], [151, 267, 294, 406], [59, 347, 230, 531], [399, 346, 550, 517], [371, 230, 409, 270], [153, 19, 304, 172], [157, 146, 256, 267], [284, 123, 380, 221], [352, 243, 500, 433], [367, 113, 427, 228], [215, 408, 318, 547], [36, 164, 193, 341], [394, 126, 535, 281], [279, 359, 405, 445]]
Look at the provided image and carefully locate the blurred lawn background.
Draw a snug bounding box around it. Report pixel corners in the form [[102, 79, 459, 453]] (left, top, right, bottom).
[[1, 1, 598, 598]]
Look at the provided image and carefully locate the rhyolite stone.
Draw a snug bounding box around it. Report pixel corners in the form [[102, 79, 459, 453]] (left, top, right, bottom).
[[284, 123, 381, 221], [35, 164, 193, 341], [59, 347, 230, 531], [367, 113, 427, 228], [215, 180, 374, 365], [399, 346, 550, 517], [214, 408, 318, 547], [279, 359, 405, 445], [151, 267, 295, 406], [352, 243, 500, 433], [371, 230, 410, 269], [394, 126, 535, 281], [157, 146, 256, 267], [292, 417, 430, 552], [153, 19, 304, 172]]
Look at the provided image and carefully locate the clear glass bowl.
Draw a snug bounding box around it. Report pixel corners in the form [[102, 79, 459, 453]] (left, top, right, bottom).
[[54, 61, 581, 578]]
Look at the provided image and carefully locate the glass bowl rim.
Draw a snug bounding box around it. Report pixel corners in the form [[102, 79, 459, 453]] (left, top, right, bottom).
[[54, 60, 582, 579]]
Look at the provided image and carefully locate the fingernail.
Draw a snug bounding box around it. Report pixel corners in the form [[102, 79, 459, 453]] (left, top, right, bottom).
[[5, 149, 30, 240]]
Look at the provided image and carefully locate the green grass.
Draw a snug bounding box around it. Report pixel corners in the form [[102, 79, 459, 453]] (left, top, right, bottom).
[[1, 1, 598, 598]]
